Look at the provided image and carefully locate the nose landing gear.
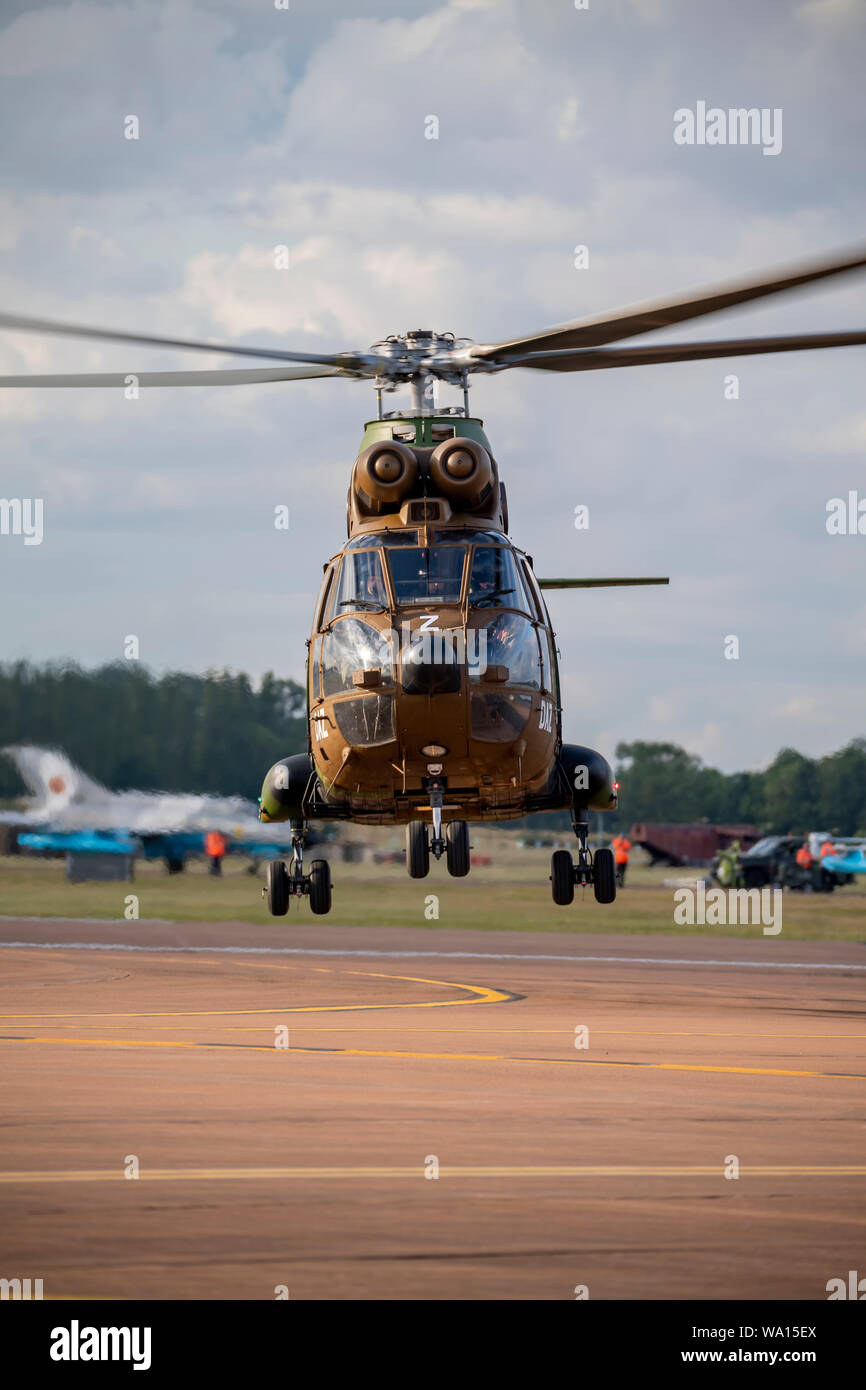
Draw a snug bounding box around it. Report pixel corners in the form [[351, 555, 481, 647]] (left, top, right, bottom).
[[549, 806, 617, 905], [406, 812, 471, 878], [264, 821, 332, 916]]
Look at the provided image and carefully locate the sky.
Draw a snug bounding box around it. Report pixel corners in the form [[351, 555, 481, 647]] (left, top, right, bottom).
[[0, 0, 864, 772]]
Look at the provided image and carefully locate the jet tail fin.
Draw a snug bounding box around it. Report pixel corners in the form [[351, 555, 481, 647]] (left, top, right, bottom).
[[1, 745, 105, 815]]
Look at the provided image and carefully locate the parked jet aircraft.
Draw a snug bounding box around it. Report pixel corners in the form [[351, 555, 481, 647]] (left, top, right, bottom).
[[0, 745, 311, 867]]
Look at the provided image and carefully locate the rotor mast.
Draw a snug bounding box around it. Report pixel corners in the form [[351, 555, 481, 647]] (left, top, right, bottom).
[[372, 329, 477, 419]]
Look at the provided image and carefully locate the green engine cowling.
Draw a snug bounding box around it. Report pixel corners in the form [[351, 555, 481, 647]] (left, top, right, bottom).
[[259, 754, 316, 822], [558, 744, 618, 812]]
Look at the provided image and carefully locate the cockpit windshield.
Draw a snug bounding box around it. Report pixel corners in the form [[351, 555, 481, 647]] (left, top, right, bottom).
[[345, 531, 418, 549], [387, 547, 465, 605], [468, 547, 531, 613], [331, 550, 388, 614]]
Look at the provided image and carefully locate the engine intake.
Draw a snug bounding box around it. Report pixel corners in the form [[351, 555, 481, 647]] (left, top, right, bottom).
[[429, 437, 493, 509], [353, 441, 418, 513]]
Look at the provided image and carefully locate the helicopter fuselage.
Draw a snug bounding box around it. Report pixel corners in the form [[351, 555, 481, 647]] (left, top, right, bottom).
[[306, 525, 558, 825], [260, 413, 616, 829]]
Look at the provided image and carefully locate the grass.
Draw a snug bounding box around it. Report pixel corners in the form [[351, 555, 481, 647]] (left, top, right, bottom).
[[1, 838, 865, 941]]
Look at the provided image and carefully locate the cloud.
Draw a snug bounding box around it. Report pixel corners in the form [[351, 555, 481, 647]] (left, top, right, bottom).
[[0, 0, 864, 774]]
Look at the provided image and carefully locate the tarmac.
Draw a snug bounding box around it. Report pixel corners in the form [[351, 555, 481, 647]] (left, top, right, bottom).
[[0, 917, 863, 1300]]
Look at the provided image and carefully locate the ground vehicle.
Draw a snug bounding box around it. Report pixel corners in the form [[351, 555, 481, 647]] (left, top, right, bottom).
[[737, 836, 846, 892]]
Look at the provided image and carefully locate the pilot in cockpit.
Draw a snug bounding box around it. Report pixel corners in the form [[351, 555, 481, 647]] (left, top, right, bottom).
[[468, 548, 499, 602], [357, 553, 387, 607]]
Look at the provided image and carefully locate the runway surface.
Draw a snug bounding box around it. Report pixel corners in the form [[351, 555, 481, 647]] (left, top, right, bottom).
[[0, 917, 863, 1300]]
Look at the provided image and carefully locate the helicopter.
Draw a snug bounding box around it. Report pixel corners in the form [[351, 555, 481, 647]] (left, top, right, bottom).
[[1, 245, 864, 915]]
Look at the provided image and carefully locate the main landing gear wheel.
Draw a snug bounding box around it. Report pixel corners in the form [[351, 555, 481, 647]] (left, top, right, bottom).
[[446, 820, 470, 877], [309, 858, 332, 915], [266, 859, 290, 916], [406, 820, 430, 878], [551, 849, 575, 906], [593, 847, 617, 904]]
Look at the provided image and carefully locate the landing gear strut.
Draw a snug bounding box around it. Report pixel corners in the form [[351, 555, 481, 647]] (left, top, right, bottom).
[[264, 821, 332, 916], [549, 805, 617, 905], [406, 817, 471, 878], [406, 770, 471, 879], [429, 773, 446, 862]]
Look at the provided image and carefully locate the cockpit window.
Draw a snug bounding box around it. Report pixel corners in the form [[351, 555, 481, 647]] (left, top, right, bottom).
[[330, 550, 388, 616], [520, 559, 547, 623], [345, 531, 418, 549], [470, 613, 541, 688], [387, 547, 465, 605], [314, 566, 335, 630], [322, 619, 393, 696], [468, 547, 531, 614], [433, 529, 507, 543]]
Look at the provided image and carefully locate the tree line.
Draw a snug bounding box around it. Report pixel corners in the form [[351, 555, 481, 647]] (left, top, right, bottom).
[[612, 739, 866, 836], [0, 663, 863, 834], [0, 661, 306, 803]]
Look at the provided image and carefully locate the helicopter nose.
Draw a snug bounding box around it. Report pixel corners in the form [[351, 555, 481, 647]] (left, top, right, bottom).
[[401, 636, 461, 695], [401, 660, 461, 696]]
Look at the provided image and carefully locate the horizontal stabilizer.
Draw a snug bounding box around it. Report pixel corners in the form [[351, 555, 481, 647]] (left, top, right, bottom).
[[537, 577, 670, 589]]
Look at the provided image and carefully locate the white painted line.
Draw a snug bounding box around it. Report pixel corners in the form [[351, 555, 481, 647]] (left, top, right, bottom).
[[0, 941, 863, 971], [0, 915, 175, 925]]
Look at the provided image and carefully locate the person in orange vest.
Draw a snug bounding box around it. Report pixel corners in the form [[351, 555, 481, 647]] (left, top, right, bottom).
[[818, 840, 838, 861], [205, 830, 227, 876], [793, 840, 815, 890], [795, 842, 813, 870], [611, 833, 632, 887]]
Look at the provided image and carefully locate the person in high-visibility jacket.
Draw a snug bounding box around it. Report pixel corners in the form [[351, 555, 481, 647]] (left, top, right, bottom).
[[715, 840, 742, 889], [819, 840, 838, 861], [611, 834, 632, 887], [205, 830, 227, 876], [795, 842, 813, 870]]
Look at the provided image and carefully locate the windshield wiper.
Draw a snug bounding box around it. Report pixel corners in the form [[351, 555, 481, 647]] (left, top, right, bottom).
[[471, 587, 515, 608], [339, 599, 385, 611]]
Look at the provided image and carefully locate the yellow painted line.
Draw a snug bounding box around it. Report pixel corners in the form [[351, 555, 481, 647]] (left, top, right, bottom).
[[0, 1165, 864, 1185], [3, 1034, 862, 1079], [587, 1029, 866, 1040], [15, 1036, 203, 1049], [0, 972, 511, 1020], [647, 1062, 857, 1078], [284, 1048, 864, 1079], [349, 971, 512, 1008], [7, 1021, 863, 1046], [247, 1025, 866, 1040]]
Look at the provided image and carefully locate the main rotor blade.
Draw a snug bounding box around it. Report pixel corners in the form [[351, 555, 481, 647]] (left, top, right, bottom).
[[0, 364, 346, 387], [503, 330, 866, 373], [538, 577, 670, 589], [0, 309, 373, 371], [472, 247, 866, 363]]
